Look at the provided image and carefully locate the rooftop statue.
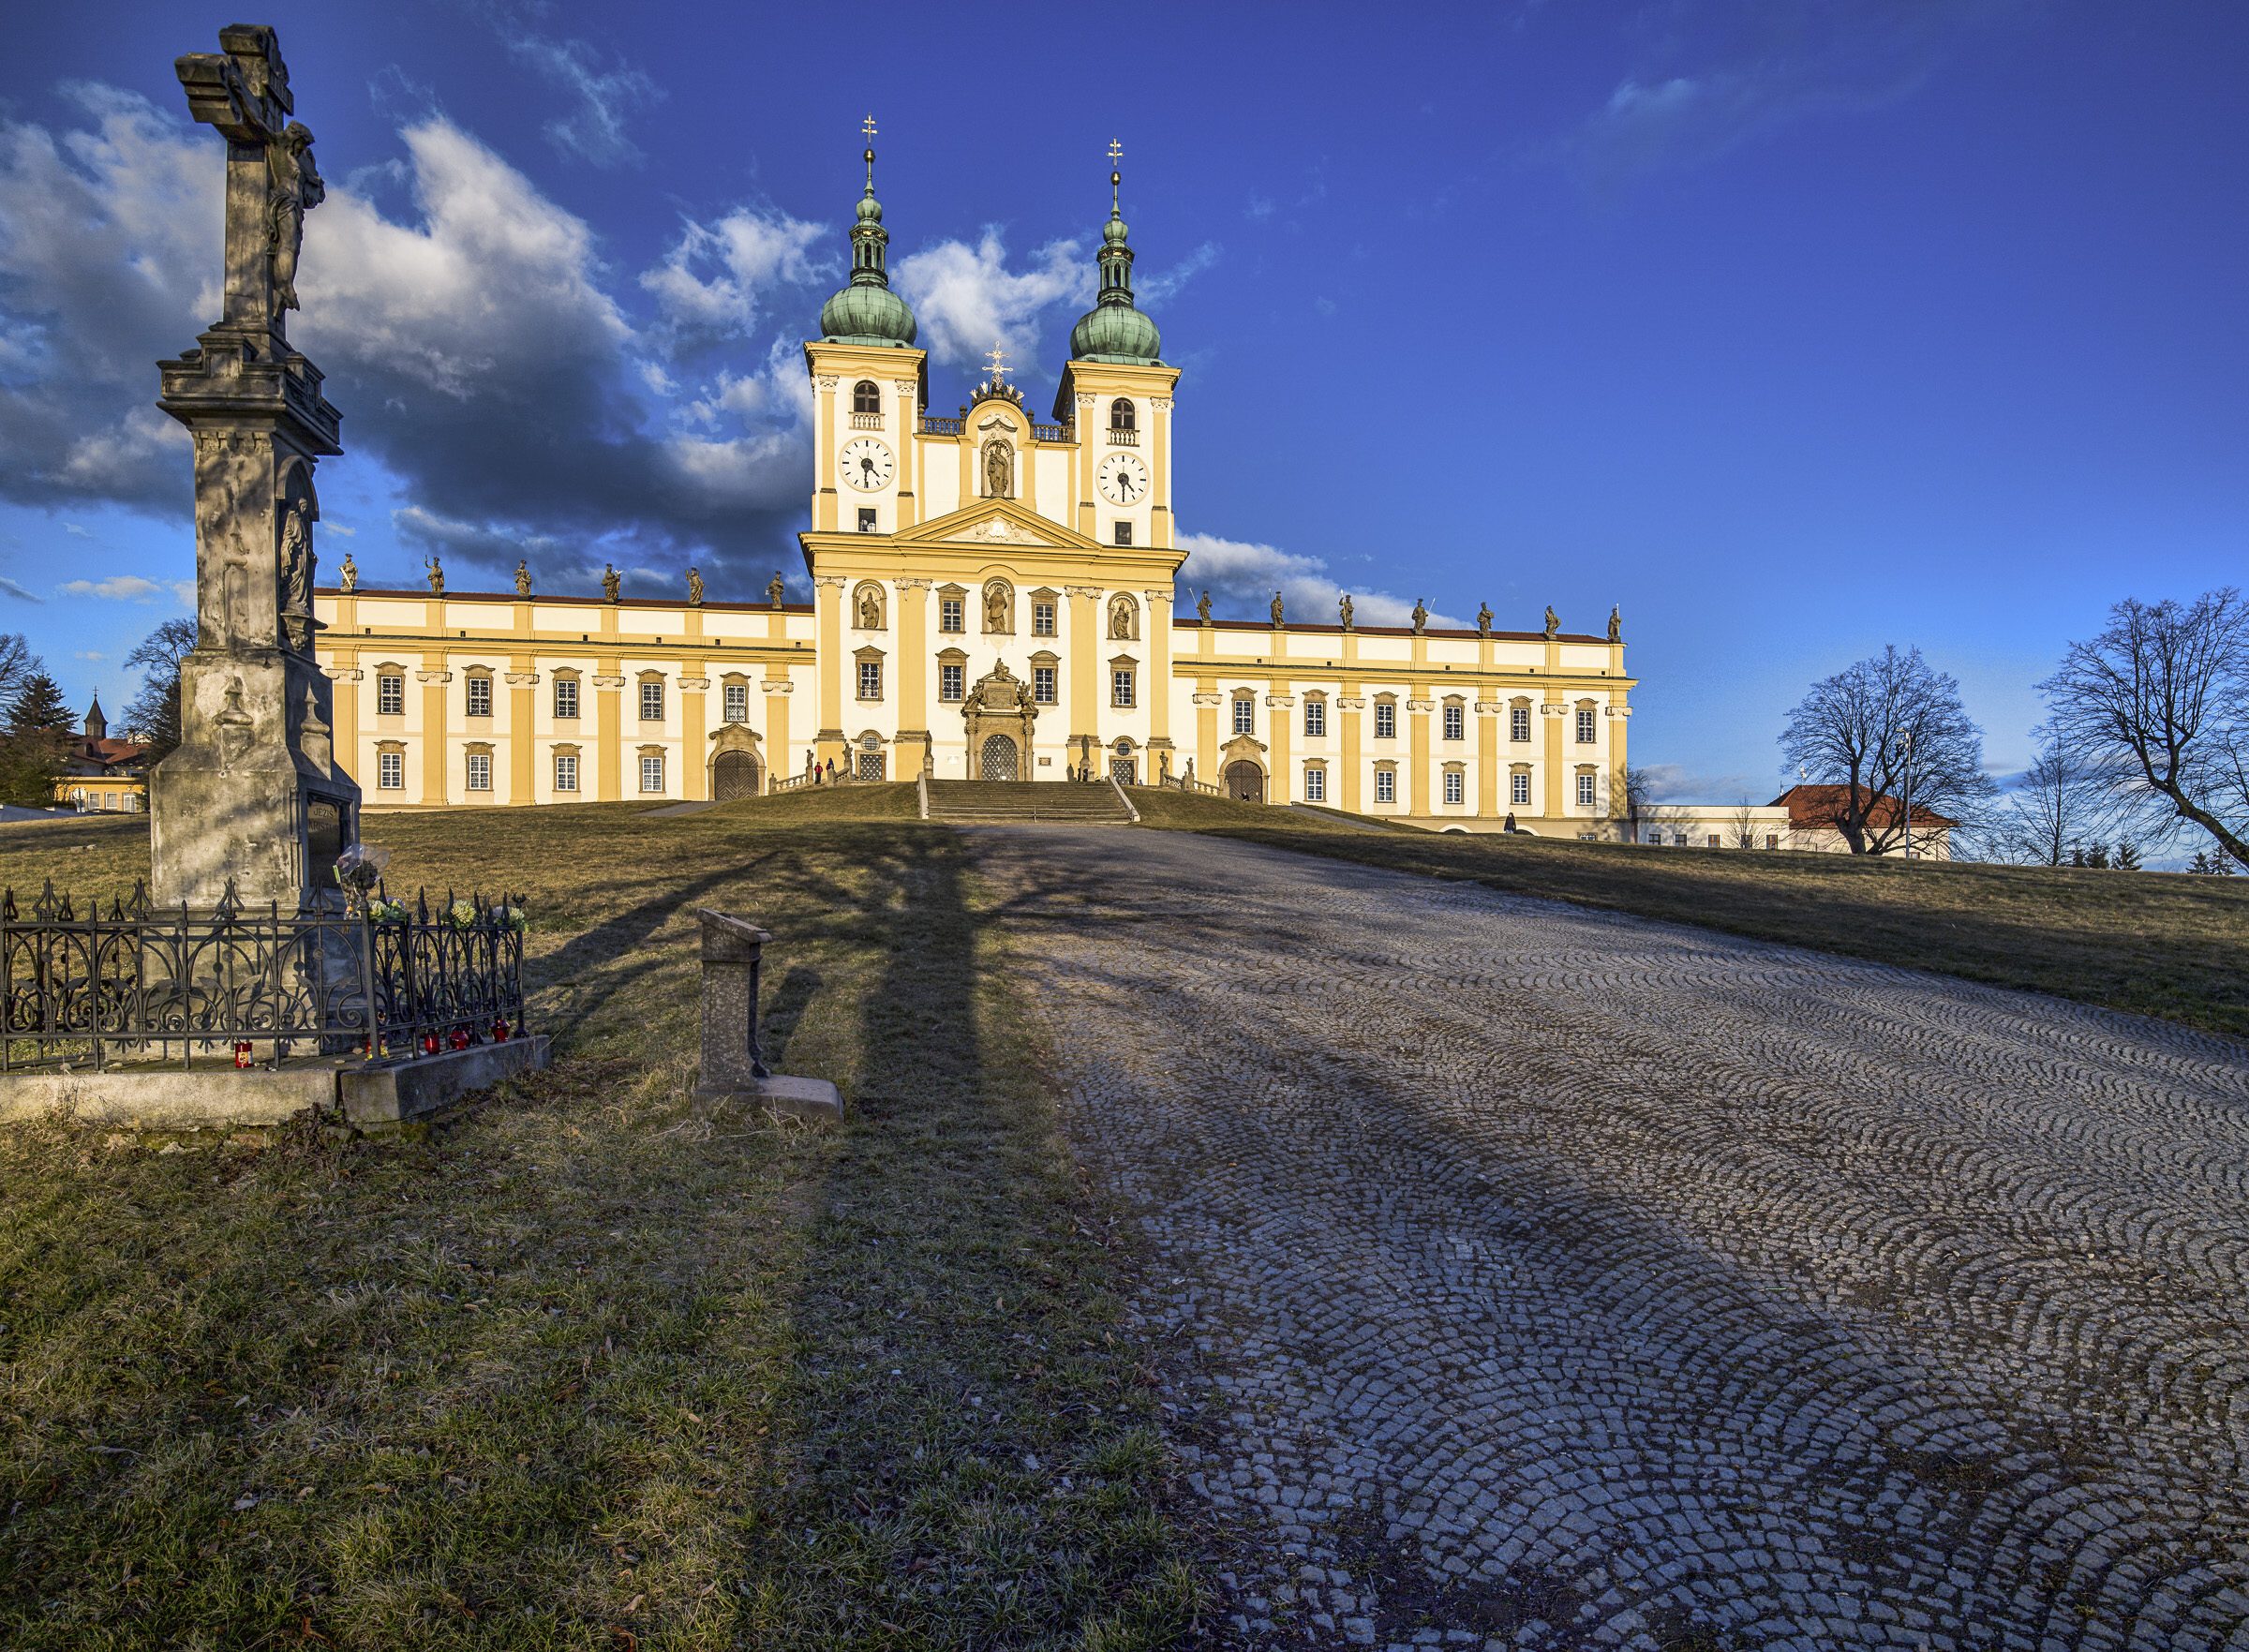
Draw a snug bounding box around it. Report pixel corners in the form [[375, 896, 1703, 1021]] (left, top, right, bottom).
[[1608, 604, 1622, 644], [603, 563, 621, 603], [1543, 605, 1559, 640], [1338, 593, 1353, 630], [689, 567, 705, 607], [338, 551, 357, 593], [1477, 602, 1492, 637], [514, 559, 531, 598], [425, 557, 443, 596], [1411, 598, 1427, 636], [767, 572, 785, 609], [1196, 590, 1211, 623]]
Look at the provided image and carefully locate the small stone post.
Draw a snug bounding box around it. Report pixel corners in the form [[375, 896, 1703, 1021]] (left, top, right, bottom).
[[693, 910, 842, 1121]]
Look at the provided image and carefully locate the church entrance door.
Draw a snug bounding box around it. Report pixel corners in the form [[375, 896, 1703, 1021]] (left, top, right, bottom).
[[712, 750, 761, 800], [1225, 761, 1265, 803], [980, 735, 1020, 781]]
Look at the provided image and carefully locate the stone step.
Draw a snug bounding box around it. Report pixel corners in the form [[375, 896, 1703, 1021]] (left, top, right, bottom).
[[925, 781, 1133, 826]]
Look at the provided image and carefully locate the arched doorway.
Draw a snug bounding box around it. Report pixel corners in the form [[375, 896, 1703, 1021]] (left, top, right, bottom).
[[980, 734, 1020, 781], [712, 750, 761, 800], [1225, 761, 1264, 803]]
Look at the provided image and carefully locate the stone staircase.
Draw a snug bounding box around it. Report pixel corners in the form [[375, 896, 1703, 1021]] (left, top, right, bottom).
[[923, 780, 1136, 826]]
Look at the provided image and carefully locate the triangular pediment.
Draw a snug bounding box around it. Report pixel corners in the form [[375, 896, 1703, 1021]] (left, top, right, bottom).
[[893, 498, 1099, 552]]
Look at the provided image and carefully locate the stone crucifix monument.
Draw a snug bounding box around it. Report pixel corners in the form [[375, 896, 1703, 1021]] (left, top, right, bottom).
[[153, 24, 358, 910]]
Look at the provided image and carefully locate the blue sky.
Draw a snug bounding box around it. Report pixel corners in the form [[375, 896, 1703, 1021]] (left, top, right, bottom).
[[1, 0, 2242, 801]]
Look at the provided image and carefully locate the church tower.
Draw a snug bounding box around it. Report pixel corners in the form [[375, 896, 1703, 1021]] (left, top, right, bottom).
[[1054, 145, 1180, 552]]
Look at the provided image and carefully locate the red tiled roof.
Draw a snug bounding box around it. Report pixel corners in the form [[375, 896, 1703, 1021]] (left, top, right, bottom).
[[1769, 783, 1955, 830], [68, 737, 150, 769]]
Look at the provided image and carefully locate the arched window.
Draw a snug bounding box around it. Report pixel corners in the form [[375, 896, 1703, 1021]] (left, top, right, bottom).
[[1110, 397, 1136, 432], [852, 380, 880, 415]]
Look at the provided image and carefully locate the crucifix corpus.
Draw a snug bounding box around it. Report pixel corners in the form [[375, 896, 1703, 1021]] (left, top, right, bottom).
[[152, 23, 358, 910]]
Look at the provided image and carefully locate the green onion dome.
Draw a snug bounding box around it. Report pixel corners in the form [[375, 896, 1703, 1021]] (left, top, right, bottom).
[[819, 146, 917, 348], [1068, 168, 1161, 365]]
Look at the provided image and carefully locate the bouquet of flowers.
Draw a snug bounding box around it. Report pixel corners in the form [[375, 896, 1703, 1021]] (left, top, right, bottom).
[[367, 898, 409, 924], [449, 899, 479, 930], [498, 904, 529, 933], [333, 843, 392, 916]]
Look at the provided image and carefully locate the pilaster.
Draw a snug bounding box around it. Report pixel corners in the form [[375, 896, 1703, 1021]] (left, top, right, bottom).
[[813, 574, 846, 763], [506, 667, 540, 805], [418, 662, 452, 804], [1191, 687, 1220, 781], [1477, 700, 1501, 817], [680, 667, 710, 801], [764, 677, 796, 784], [1407, 692, 1432, 817], [1067, 585, 1100, 766], [594, 668, 625, 800], [1542, 698, 1567, 822], [1266, 689, 1295, 803], [1339, 693, 1364, 813], [1145, 588, 1173, 748]]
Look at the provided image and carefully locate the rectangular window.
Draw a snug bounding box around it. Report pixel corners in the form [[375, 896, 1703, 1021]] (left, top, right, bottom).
[[377, 675, 404, 717], [377, 751, 403, 790], [1647, 830, 1664, 844], [722, 683, 749, 724], [1444, 771, 1465, 805], [1033, 601, 1056, 637], [1111, 668, 1135, 708], [940, 597, 964, 633], [640, 680, 664, 722], [1375, 702, 1396, 740], [1232, 697, 1253, 736], [857, 660, 882, 701], [1511, 706, 1530, 742], [554, 677, 579, 720], [1033, 665, 1056, 705], [1765, 833, 1780, 850], [857, 507, 877, 532], [1304, 766, 1326, 802], [1443, 704, 1464, 741], [1303, 699, 1326, 737], [940, 662, 964, 702], [1577, 707, 1598, 744], [555, 753, 579, 793], [1113, 521, 1133, 546], [1577, 773, 1597, 808], [1375, 769, 1396, 804], [640, 754, 664, 794], [1707, 833, 1722, 848], [1511, 772, 1530, 807], [465, 677, 492, 719], [466, 752, 492, 792]]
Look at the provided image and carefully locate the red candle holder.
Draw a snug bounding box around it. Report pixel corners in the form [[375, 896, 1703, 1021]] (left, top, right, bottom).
[[448, 1029, 470, 1051], [492, 1019, 511, 1042], [232, 1041, 252, 1070], [420, 1032, 439, 1056]]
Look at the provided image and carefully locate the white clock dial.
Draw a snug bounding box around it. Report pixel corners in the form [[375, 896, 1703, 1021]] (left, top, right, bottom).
[[1096, 451, 1149, 506], [839, 437, 895, 492]]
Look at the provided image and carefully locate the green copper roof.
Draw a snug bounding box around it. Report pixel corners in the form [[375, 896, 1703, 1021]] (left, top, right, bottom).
[[819, 143, 917, 348], [1068, 164, 1161, 365]]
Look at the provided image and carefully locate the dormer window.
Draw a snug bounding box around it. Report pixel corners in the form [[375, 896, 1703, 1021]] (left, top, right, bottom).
[[1110, 397, 1136, 433], [852, 380, 880, 415]]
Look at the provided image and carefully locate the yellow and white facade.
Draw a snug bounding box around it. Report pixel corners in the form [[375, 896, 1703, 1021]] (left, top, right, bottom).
[[314, 149, 1634, 834]]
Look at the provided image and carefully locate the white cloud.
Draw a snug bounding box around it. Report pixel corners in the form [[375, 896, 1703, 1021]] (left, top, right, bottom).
[[62, 523, 91, 537], [642, 207, 827, 344], [57, 573, 191, 605], [894, 231, 1089, 369], [504, 33, 663, 170], [1139, 240, 1221, 307], [74, 649, 105, 661], [1175, 531, 1457, 630]]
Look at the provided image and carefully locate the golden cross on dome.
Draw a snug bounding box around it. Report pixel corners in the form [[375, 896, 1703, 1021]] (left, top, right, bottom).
[[862, 114, 878, 140], [985, 342, 1009, 382], [1108, 139, 1123, 161]]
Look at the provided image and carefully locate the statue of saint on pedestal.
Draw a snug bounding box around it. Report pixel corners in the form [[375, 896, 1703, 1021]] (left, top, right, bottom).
[[767, 573, 786, 609], [1543, 605, 1559, 640], [338, 551, 357, 593], [603, 563, 621, 603], [688, 567, 705, 606], [1339, 593, 1353, 631], [425, 557, 444, 596], [1411, 598, 1428, 636], [514, 559, 531, 598], [1477, 602, 1493, 638]]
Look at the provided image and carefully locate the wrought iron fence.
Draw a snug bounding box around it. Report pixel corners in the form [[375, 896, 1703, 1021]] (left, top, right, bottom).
[[0, 878, 528, 1072]]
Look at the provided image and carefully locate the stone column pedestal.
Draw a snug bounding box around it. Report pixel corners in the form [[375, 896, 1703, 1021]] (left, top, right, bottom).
[[692, 909, 842, 1123]]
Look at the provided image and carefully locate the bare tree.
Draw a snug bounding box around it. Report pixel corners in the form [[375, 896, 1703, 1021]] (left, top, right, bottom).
[[1620, 766, 1653, 844], [1729, 800, 1760, 849], [1978, 737, 2135, 865], [2040, 588, 2249, 870], [121, 618, 198, 758], [1780, 645, 1994, 854], [0, 633, 32, 707]]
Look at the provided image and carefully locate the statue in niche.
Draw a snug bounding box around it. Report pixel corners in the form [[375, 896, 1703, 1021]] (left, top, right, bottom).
[[857, 586, 882, 629], [983, 580, 1012, 633], [603, 563, 621, 603], [1477, 602, 1493, 638], [1271, 589, 1285, 626], [279, 495, 313, 649], [338, 551, 358, 593], [265, 121, 324, 312], [1109, 595, 1134, 639], [1338, 593, 1353, 631], [514, 559, 532, 597], [1196, 589, 1211, 623], [767, 572, 785, 609], [1543, 604, 1559, 640], [425, 557, 443, 595], [983, 438, 1013, 499], [1608, 604, 1622, 644], [1411, 598, 1428, 636], [688, 567, 705, 606]]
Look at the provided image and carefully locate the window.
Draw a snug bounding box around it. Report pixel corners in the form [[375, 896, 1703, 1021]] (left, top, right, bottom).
[[555, 752, 579, 793], [852, 380, 879, 415], [1444, 771, 1465, 806], [1707, 833, 1721, 849], [377, 674, 404, 717], [858, 507, 877, 533], [723, 683, 749, 724], [1646, 830, 1664, 845], [1673, 831, 1689, 846], [1232, 695, 1254, 736], [1304, 766, 1326, 802], [1114, 521, 1133, 546], [1511, 772, 1530, 807], [1511, 706, 1531, 742], [640, 754, 664, 794], [465, 676, 492, 719], [940, 662, 964, 702], [1577, 707, 1598, 744], [1110, 397, 1136, 432], [1303, 699, 1326, 737], [1375, 701, 1396, 739], [1375, 769, 1396, 804], [639, 679, 664, 722], [1111, 668, 1135, 708], [857, 660, 882, 701], [554, 677, 579, 720], [377, 751, 403, 790], [466, 752, 492, 792], [1033, 601, 1056, 637], [1443, 704, 1464, 740], [940, 597, 964, 633], [1033, 665, 1056, 705], [1576, 773, 1597, 808]]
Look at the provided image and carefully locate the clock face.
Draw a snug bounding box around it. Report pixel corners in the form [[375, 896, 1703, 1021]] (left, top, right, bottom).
[[1096, 451, 1149, 506], [839, 437, 894, 492]]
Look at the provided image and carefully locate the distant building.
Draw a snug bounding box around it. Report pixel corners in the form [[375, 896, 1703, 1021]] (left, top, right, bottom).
[[52, 699, 150, 813], [1771, 784, 1955, 859], [1630, 800, 1794, 851]]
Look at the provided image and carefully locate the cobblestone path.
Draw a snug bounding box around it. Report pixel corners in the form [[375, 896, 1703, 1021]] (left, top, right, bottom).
[[967, 828, 2249, 1652]]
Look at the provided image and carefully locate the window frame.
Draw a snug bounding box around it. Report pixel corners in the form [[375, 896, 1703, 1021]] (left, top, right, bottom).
[[1231, 694, 1254, 736], [1374, 768, 1396, 805], [640, 753, 665, 795], [1109, 396, 1136, 432], [939, 597, 964, 633], [1576, 772, 1598, 808], [466, 752, 492, 793], [1511, 705, 1531, 742], [856, 659, 883, 702], [1442, 704, 1464, 741], [465, 675, 493, 720], [1443, 770, 1465, 806], [852, 380, 880, 415], [1576, 707, 1598, 744], [553, 677, 580, 721], [638, 679, 664, 722], [376, 674, 405, 718], [1304, 766, 1326, 802], [376, 751, 404, 791], [1113, 521, 1133, 546], [722, 682, 750, 725], [1303, 698, 1326, 737], [1511, 772, 1530, 807], [554, 752, 579, 793], [1110, 667, 1136, 709], [1032, 600, 1057, 637], [1032, 665, 1057, 705], [940, 662, 965, 703], [1374, 701, 1397, 740]]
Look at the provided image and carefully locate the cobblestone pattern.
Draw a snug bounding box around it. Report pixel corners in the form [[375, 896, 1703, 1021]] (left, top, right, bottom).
[[967, 828, 2249, 1652]]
